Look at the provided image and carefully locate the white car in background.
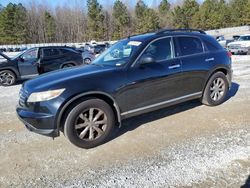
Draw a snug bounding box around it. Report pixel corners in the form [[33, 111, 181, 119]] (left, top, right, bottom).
[[227, 34, 250, 55]]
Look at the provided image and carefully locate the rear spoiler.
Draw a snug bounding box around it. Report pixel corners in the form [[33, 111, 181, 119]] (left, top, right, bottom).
[[0, 52, 10, 61]]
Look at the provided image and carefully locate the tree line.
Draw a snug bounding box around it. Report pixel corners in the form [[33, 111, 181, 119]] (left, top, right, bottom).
[[0, 0, 249, 45]]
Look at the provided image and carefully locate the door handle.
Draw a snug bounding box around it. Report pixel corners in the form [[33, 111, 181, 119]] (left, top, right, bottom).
[[205, 58, 214, 62], [168, 64, 181, 69]]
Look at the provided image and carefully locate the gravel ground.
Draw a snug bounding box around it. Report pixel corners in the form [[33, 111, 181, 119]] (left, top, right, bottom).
[[0, 56, 250, 188]]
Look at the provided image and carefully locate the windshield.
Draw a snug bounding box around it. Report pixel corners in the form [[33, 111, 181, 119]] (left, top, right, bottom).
[[92, 39, 142, 66], [238, 36, 250, 41]]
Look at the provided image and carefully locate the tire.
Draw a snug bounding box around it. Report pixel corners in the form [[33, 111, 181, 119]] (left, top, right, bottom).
[[201, 71, 229, 106], [247, 48, 250, 55], [62, 64, 74, 69], [84, 58, 91, 64], [64, 98, 115, 149], [0, 70, 16, 86]]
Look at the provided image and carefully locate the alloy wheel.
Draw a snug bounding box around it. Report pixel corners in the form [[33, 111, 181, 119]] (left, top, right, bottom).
[[210, 77, 226, 101], [74, 108, 108, 141], [0, 71, 15, 86]]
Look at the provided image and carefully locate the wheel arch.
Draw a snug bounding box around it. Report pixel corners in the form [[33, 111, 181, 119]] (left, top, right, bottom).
[[60, 61, 76, 69], [0, 67, 20, 79], [202, 66, 231, 93], [56, 91, 121, 133]]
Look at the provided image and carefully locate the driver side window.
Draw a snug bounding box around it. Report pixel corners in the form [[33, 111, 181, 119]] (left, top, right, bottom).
[[21, 48, 38, 61], [138, 37, 173, 63]]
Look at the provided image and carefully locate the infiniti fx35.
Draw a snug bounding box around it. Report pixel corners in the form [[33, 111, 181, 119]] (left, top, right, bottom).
[[16, 29, 232, 148]]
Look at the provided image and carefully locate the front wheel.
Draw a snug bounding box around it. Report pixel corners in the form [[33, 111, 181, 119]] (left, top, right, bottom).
[[0, 70, 16, 86], [201, 72, 229, 106], [64, 98, 115, 149]]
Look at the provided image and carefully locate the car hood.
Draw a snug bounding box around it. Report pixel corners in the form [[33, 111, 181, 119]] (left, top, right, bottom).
[[0, 52, 10, 61], [228, 41, 250, 46], [24, 64, 116, 92], [0, 59, 9, 65]]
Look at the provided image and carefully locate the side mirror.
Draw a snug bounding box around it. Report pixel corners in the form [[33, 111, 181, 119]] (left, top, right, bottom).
[[140, 56, 155, 65], [19, 56, 24, 62]]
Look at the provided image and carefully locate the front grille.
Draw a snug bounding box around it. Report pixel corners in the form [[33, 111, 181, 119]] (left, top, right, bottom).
[[228, 45, 241, 49], [19, 88, 29, 107]]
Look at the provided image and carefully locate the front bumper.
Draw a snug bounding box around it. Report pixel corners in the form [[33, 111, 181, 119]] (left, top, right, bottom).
[[16, 107, 59, 137]]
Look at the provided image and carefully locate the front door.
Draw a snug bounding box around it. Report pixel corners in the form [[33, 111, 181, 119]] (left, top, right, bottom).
[[123, 37, 183, 116], [18, 48, 39, 78]]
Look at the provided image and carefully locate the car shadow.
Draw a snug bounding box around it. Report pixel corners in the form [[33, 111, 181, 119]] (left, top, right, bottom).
[[241, 175, 250, 188], [109, 82, 240, 143], [225, 82, 240, 101], [109, 99, 202, 142]]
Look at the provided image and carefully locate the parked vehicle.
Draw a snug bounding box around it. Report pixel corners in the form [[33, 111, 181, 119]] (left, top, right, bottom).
[[16, 29, 232, 148], [227, 34, 250, 55], [232, 35, 240, 41], [89, 44, 107, 55], [215, 35, 233, 48], [77, 48, 95, 64], [0, 46, 83, 86]]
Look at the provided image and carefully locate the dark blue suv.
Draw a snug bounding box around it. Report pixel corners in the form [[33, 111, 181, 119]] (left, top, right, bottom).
[[16, 29, 232, 148]]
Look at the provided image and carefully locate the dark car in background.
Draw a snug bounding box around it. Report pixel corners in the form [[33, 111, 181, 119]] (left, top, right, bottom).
[[0, 46, 83, 86], [89, 44, 108, 55], [76, 47, 95, 64], [17, 29, 232, 149]]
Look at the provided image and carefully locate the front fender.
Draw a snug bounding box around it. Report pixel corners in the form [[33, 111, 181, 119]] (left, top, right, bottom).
[[55, 91, 122, 134], [0, 67, 20, 79]]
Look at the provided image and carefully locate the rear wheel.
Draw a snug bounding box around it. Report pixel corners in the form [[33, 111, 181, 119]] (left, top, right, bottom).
[[64, 98, 115, 149], [201, 72, 229, 106], [0, 70, 16, 86], [62, 64, 74, 69], [247, 48, 250, 55], [84, 58, 92, 64]]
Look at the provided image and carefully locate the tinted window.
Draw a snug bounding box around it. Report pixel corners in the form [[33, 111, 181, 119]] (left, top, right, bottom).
[[177, 37, 203, 56], [139, 37, 173, 62], [238, 36, 250, 41], [61, 48, 78, 54], [60, 49, 71, 54], [43, 48, 60, 57], [21, 48, 38, 61], [204, 40, 219, 51]]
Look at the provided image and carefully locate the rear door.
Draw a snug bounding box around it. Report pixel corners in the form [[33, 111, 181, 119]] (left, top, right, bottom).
[[18, 48, 39, 78], [40, 48, 62, 73], [174, 36, 208, 95]]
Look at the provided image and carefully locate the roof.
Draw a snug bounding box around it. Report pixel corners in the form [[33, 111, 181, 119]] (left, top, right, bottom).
[[241, 34, 250, 36], [128, 29, 207, 43]]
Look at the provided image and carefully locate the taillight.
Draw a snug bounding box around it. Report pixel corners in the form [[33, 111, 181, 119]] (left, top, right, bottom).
[[227, 51, 232, 58]]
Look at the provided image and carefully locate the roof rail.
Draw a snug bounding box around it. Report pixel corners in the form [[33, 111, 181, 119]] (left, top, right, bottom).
[[156, 28, 206, 35]]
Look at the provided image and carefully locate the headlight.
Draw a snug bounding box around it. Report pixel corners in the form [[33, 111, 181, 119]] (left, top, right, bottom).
[[27, 88, 65, 103]]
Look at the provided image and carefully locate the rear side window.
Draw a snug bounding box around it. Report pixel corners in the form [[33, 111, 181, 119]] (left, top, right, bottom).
[[43, 48, 60, 58], [203, 40, 220, 52], [61, 48, 77, 54], [177, 37, 203, 56]]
